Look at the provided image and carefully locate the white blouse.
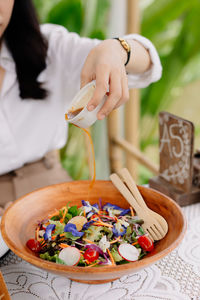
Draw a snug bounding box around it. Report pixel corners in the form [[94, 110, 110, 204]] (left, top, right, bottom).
[[0, 24, 162, 175]]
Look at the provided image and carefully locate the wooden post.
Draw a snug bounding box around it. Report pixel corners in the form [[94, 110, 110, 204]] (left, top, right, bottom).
[[113, 136, 159, 175], [125, 0, 140, 180]]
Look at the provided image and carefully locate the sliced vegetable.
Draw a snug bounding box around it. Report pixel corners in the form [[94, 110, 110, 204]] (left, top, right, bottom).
[[68, 216, 87, 231], [138, 235, 154, 252], [26, 239, 41, 253], [59, 247, 81, 266], [118, 243, 140, 262], [85, 244, 104, 255], [83, 248, 99, 263], [107, 249, 115, 265]]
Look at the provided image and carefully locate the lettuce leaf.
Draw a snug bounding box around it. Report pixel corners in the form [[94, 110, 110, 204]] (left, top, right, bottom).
[[84, 225, 103, 242], [40, 251, 58, 262], [111, 248, 123, 262], [49, 220, 65, 235]]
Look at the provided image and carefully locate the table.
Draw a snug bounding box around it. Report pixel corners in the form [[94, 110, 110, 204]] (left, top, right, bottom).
[[1, 203, 200, 300]]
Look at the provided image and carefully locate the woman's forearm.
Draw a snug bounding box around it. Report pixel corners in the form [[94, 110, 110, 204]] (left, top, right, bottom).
[[80, 38, 154, 119], [126, 39, 151, 74], [111, 38, 151, 74]]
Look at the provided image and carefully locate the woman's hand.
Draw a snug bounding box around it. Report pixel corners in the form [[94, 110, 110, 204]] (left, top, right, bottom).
[[80, 39, 129, 120]]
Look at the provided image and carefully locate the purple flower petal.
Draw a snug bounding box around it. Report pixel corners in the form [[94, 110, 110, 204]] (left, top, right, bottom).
[[64, 223, 76, 231], [64, 223, 84, 237], [82, 220, 95, 230], [92, 203, 99, 209], [119, 209, 131, 216], [103, 203, 130, 216], [85, 244, 104, 255], [98, 198, 103, 209], [43, 224, 56, 241], [87, 211, 95, 219], [82, 200, 99, 217], [112, 224, 127, 237], [103, 203, 122, 210], [133, 223, 143, 236], [82, 200, 90, 207]]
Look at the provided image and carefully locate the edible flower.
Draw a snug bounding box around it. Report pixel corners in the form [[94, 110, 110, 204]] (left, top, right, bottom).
[[81, 200, 99, 218], [82, 220, 95, 230], [64, 223, 84, 238], [103, 203, 130, 217], [112, 220, 128, 237], [118, 218, 129, 228], [92, 203, 99, 210], [99, 235, 110, 252], [119, 209, 131, 216], [43, 224, 56, 241]]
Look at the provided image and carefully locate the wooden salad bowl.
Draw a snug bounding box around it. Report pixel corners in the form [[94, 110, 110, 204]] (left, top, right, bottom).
[[1, 180, 186, 284]]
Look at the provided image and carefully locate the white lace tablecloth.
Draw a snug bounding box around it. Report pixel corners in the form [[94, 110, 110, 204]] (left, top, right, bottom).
[[1, 203, 200, 300]]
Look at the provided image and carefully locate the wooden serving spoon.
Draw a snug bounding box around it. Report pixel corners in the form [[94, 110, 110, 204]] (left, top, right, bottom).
[[110, 173, 167, 241], [117, 168, 168, 235]]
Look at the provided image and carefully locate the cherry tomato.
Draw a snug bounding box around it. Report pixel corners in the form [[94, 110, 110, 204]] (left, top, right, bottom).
[[83, 249, 99, 262], [26, 239, 41, 253], [138, 235, 154, 252]]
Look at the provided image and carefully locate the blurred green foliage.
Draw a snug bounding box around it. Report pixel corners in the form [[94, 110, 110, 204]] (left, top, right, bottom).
[[46, 0, 84, 33], [140, 0, 200, 149], [33, 0, 200, 182], [34, 0, 110, 39]]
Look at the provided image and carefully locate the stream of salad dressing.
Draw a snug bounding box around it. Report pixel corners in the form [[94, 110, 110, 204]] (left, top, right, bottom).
[[65, 87, 96, 197], [74, 126, 96, 200], [82, 127, 96, 190], [64, 115, 96, 198]]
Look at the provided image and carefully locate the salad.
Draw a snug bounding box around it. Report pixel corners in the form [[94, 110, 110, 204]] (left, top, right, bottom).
[[26, 200, 154, 267]]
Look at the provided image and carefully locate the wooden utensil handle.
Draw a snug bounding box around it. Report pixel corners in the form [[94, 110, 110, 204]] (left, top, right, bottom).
[[119, 168, 148, 209], [110, 174, 145, 217]]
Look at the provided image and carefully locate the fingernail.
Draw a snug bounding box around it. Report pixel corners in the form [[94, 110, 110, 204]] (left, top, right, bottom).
[[98, 114, 105, 120], [87, 105, 95, 111]]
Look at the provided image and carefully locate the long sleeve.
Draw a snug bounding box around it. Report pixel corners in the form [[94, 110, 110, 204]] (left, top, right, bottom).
[[123, 33, 162, 88], [41, 24, 162, 98]]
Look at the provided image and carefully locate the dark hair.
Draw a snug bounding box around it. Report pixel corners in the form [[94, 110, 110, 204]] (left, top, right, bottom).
[[4, 0, 48, 99]]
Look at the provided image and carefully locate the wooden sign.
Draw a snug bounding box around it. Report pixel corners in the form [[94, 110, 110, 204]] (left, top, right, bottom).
[[159, 112, 194, 193], [149, 112, 200, 207]]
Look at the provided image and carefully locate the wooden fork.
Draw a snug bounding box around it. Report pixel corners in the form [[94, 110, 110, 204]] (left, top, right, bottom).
[[110, 173, 167, 241], [118, 168, 168, 235]]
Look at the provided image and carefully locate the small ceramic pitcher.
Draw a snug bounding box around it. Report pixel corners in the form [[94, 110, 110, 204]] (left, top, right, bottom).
[[65, 81, 107, 128]]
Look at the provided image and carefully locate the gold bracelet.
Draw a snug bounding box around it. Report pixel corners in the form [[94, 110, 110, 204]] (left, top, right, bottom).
[[114, 37, 131, 66]]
